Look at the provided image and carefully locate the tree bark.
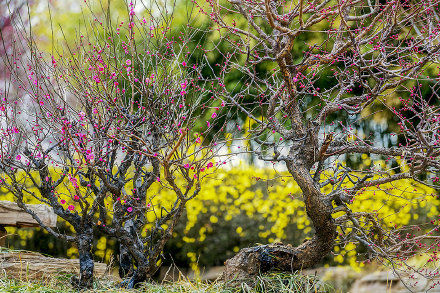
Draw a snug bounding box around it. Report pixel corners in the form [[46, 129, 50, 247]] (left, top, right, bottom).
[[70, 229, 94, 289], [119, 219, 135, 278], [223, 163, 336, 281], [119, 259, 151, 289]]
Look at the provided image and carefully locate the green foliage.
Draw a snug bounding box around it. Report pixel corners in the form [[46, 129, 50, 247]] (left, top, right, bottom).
[[28, 0, 130, 52]]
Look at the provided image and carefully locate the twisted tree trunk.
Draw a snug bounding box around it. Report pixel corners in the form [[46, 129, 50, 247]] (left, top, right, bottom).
[[70, 228, 95, 289], [223, 163, 336, 281], [223, 37, 337, 280], [118, 219, 136, 278], [120, 260, 151, 289]]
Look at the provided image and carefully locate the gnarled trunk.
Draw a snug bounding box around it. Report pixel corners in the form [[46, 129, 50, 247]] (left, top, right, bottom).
[[71, 229, 94, 289], [118, 196, 186, 288], [118, 219, 136, 278], [223, 163, 336, 281], [118, 258, 154, 289]]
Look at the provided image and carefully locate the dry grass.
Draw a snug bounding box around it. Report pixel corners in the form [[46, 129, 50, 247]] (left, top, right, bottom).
[[0, 272, 334, 293]]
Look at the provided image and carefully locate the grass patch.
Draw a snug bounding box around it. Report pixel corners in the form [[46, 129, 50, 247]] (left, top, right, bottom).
[[0, 272, 335, 293], [251, 273, 333, 293]]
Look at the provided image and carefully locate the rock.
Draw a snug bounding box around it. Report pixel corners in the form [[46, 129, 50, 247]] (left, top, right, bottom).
[[0, 201, 57, 227], [0, 201, 58, 247], [0, 250, 113, 281], [350, 270, 435, 293]]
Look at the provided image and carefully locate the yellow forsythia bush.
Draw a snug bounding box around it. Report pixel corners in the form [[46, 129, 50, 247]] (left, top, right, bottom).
[[0, 164, 437, 271]]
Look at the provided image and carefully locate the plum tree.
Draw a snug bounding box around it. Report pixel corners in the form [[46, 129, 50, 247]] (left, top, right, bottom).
[[203, 0, 440, 282], [0, 0, 227, 288]]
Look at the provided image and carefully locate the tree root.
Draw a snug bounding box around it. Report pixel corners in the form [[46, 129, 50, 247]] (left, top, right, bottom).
[[222, 239, 333, 282]]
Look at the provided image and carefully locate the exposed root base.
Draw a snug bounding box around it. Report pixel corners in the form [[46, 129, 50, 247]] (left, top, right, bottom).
[[222, 243, 300, 282]]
